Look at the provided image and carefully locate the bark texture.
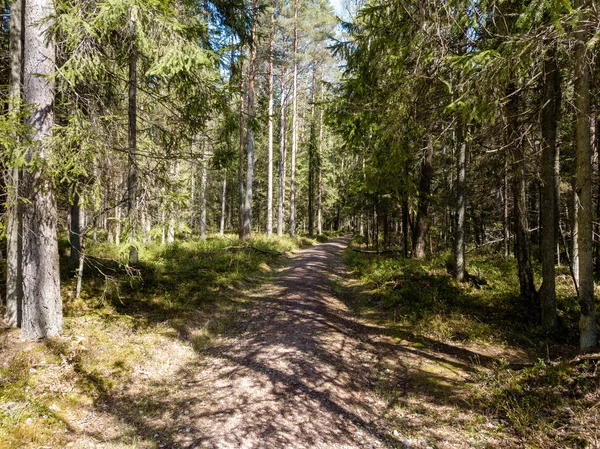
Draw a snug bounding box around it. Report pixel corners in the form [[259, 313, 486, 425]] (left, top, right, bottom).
[[413, 138, 433, 260], [289, 0, 298, 237], [22, 0, 62, 339], [506, 82, 537, 306], [574, 0, 597, 351], [242, 3, 258, 240], [6, 0, 25, 328], [539, 48, 560, 329], [220, 172, 227, 236], [266, 4, 275, 236], [278, 77, 287, 237], [127, 6, 139, 264], [453, 122, 466, 281]]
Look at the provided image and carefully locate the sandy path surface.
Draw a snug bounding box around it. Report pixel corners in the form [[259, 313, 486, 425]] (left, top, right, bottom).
[[182, 237, 396, 449]]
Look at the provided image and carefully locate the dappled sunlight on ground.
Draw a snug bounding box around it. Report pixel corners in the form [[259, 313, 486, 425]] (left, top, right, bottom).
[[1, 238, 523, 449]]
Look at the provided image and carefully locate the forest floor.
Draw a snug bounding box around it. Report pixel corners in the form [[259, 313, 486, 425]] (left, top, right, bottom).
[[1, 236, 599, 448]]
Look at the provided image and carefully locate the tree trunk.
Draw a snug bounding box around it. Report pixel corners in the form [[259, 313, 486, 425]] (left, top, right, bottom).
[[115, 200, 122, 246], [278, 75, 287, 237], [242, 4, 258, 240], [21, 0, 62, 339], [6, 0, 25, 328], [454, 121, 467, 281], [266, 3, 275, 236], [238, 57, 245, 240], [574, 0, 597, 351], [75, 234, 86, 299], [218, 172, 226, 236], [317, 75, 324, 235], [506, 82, 537, 306], [413, 137, 434, 260], [200, 151, 208, 240], [504, 152, 510, 258], [70, 191, 82, 266], [571, 178, 580, 285], [402, 197, 409, 258], [289, 0, 298, 237], [539, 47, 561, 330], [596, 116, 600, 274], [161, 209, 166, 245], [308, 72, 316, 236], [128, 6, 139, 264]]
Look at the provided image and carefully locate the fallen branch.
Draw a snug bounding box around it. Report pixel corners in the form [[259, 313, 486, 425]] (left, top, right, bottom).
[[224, 245, 283, 256], [466, 238, 504, 253], [570, 353, 600, 364], [352, 248, 403, 255]]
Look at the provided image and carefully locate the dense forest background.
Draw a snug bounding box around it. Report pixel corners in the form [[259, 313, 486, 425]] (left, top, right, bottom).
[[3, 0, 600, 348], [2, 0, 600, 446]]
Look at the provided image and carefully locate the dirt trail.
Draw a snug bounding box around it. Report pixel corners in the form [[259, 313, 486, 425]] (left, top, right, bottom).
[[183, 237, 397, 449]]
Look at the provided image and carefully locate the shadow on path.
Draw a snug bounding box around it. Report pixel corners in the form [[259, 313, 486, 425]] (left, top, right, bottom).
[[45, 237, 497, 449]]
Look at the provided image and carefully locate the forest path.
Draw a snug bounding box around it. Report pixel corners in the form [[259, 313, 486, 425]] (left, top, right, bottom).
[[183, 237, 399, 449]]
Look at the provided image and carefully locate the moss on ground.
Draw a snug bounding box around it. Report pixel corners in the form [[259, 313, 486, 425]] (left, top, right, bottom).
[[343, 237, 599, 448], [0, 233, 305, 449]]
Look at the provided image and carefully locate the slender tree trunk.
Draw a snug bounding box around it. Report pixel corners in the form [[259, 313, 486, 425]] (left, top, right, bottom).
[[167, 162, 176, 244], [238, 57, 245, 239], [200, 151, 208, 240], [190, 170, 196, 230], [504, 152, 510, 258], [128, 6, 139, 264], [242, 4, 258, 240], [506, 82, 537, 306], [6, 0, 25, 328], [115, 199, 121, 246], [143, 209, 151, 243], [595, 116, 600, 273], [540, 47, 561, 330], [454, 122, 467, 281], [374, 202, 379, 251], [161, 209, 166, 245], [402, 197, 409, 258], [571, 179, 580, 284], [317, 90, 324, 235], [574, 0, 597, 351], [308, 71, 316, 236], [413, 137, 434, 260], [266, 3, 275, 236], [21, 0, 62, 339], [555, 124, 561, 267], [220, 172, 227, 236], [290, 0, 298, 237], [75, 234, 86, 299], [70, 190, 82, 266], [278, 76, 287, 237]]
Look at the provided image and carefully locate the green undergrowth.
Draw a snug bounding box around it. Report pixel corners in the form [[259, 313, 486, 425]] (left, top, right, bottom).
[[472, 358, 600, 448], [344, 237, 599, 447], [345, 241, 580, 349], [0, 233, 306, 449]]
